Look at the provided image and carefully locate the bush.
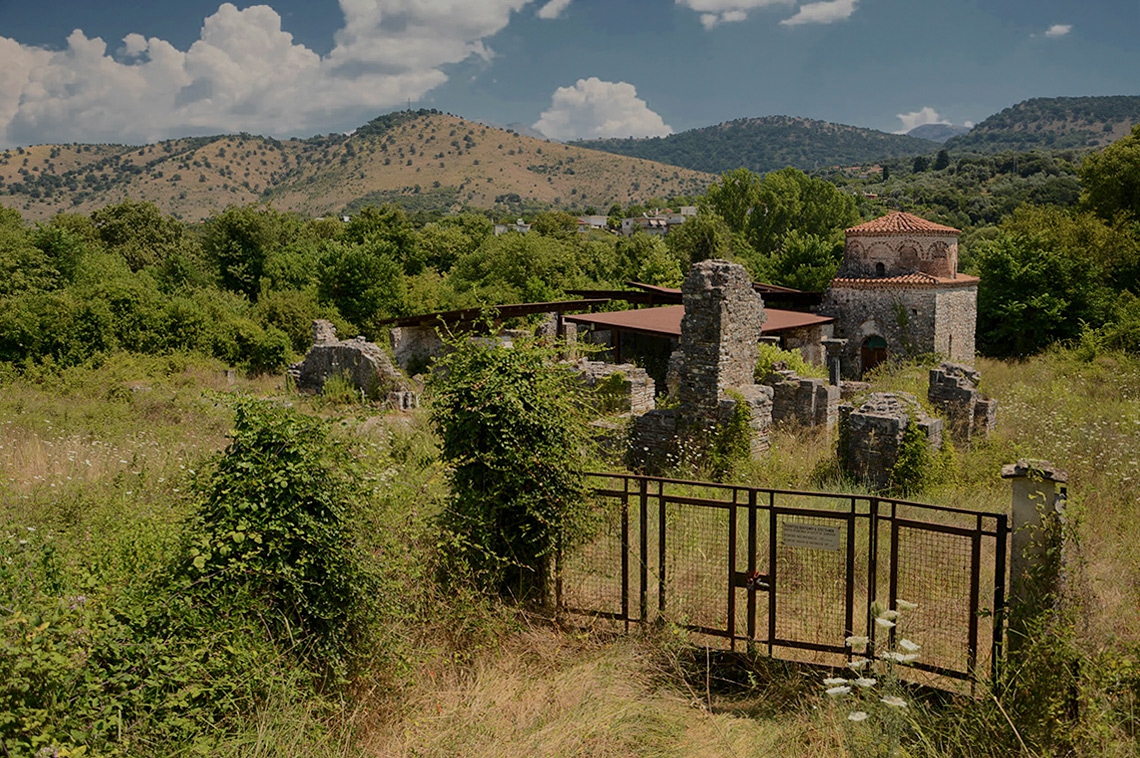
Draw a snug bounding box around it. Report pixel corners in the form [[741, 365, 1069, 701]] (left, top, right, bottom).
[[429, 336, 591, 602], [182, 398, 374, 681]]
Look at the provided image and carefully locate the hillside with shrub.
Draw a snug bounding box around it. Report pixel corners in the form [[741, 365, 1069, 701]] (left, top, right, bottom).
[[0, 110, 711, 222], [576, 116, 939, 175], [944, 95, 1140, 153]]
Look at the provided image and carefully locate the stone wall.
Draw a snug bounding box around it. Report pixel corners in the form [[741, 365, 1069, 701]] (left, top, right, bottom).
[[389, 325, 447, 375], [927, 363, 996, 444], [678, 260, 766, 417], [628, 260, 774, 473], [933, 286, 978, 363], [572, 359, 655, 415], [837, 392, 943, 490], [820, 285, 939, 375], [843, 232, 959, 279], [764, 369, 840, 430], [290, 320, 416, 407]]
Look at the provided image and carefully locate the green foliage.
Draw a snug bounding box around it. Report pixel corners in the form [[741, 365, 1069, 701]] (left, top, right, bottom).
[[707, 391, 754, 481], [576, 115, 938, 176], [887, 413, 954, 496], [664, 209, 733, 268], [945, 95, 1140, 153], [204, 205, 298, 301], [429, 337, 590, 601], [1080, 122, 1140, 222], [183, 398, 374, 680], [754, 342, 827, 382], [974, 207, 1130, 356], [91, 199, 197, 273], [316, 239, 407, 333]]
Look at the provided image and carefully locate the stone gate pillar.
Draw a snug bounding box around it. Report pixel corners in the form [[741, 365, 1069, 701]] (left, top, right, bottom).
[[1001, 459, 1070, 651]]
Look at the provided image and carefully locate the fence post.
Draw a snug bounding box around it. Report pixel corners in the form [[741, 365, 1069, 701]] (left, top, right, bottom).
[[1000, 459, 1069, 654]]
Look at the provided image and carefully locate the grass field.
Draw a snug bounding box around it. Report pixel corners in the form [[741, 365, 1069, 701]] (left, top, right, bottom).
[[1, 348, 1137, 755]]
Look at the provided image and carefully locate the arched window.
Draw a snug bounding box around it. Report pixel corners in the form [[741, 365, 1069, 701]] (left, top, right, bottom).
[[875, 262, 886, 277]]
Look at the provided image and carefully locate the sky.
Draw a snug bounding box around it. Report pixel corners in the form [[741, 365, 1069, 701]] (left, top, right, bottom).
[[0, 0, 1137, 149]]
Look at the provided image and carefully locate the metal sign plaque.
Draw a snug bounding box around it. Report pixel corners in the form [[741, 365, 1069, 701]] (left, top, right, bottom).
[[782, 522, 841, 551]]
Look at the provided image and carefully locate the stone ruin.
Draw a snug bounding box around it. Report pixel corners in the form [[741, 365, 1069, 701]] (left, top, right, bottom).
[[288, 320, 418, 409], [573, 359, 655, 416], [837, 392, 943, 490], [629, 260, 773, 472], [762, 365, 840, 430], [927, 362, 997, 445]]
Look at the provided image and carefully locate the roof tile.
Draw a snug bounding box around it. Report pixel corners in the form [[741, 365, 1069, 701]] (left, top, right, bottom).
[[846, 211, 961, 236]]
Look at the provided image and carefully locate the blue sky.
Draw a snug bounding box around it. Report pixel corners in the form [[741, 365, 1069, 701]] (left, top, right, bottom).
[[0, 0, 1136, 148]]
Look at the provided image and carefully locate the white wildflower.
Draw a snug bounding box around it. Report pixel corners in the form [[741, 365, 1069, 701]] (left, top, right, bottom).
[[875, 616, 896, 629], [854, 677, 877, 688], [826, 686, 852, 696], [899, 638, 920, 653], [881, 696, 908, 708], [847, 658, 871, 671], [898, 653, 920, 663], [896, 599, 918, 611], [848, 711, 868, 722], [845, 635, 869, 650], [823, 677, 848, 686], [878, 609, 899, 621]]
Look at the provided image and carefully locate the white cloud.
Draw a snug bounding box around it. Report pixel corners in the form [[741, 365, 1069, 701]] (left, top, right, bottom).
[[1044, 24, 1072, 38], [779, 0, 857, 26], [532, 77, 673, 141], [895, 107, 948, 133], [678, 0, 795, 29], [537, 0, 573, 19], [0, 0, 531, 147]]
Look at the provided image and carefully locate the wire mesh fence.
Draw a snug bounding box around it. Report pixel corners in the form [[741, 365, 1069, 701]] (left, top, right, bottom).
[[560, 473, 1009, 689]]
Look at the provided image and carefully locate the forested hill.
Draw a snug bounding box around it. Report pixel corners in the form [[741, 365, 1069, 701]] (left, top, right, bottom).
[[0, 110, 712, 222], [944, 96, 1140, 153], [575, 116, 939, 175]]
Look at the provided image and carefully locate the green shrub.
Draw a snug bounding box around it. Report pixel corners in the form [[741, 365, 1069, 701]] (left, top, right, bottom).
[[754, 342, 827, 382], [429, 336, 590, 602], [182, 398, 375, 682]]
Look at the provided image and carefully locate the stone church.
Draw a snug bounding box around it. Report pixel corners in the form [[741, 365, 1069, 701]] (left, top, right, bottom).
[[820, 211, 979, 376]]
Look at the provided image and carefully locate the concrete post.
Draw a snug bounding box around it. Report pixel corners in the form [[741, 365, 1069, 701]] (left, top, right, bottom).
[[1001, 459, 1069, 650]]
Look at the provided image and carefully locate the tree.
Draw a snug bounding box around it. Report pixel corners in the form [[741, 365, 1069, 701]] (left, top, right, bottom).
[[316, 240, 406, 331], [913, 155, 931, 173], [91, 199, 196, 273], [204, 205, 295, 301], [1080, 123, 1140, 222], [933, 149, 951, 171], [665, 210, 733, 268], [429, 336, 589, 601]]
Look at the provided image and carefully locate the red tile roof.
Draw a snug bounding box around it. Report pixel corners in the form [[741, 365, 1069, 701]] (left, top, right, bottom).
[[846, 211, 961, 236], [563, 305, 834, 339], [830, 273, 979, 288]]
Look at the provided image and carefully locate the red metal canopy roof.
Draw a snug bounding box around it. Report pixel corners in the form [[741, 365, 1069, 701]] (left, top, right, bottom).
[[563, 305, 833, 339]]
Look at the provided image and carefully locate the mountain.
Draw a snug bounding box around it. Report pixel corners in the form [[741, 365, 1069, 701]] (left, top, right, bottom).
[[574, 116, 940, 176], [0, 110, 711, 222], [944, 96, 1140, 153], [907, 123, 971, 143]]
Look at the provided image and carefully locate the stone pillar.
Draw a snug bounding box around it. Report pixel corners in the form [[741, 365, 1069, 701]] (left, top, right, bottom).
[[678, 259, 767, 419], [1001, 459, 1070, 650], [822, 338, 847, 387]]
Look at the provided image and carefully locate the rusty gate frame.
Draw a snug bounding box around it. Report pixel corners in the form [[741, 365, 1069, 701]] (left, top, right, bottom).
[[557, 472, 1009, 685]]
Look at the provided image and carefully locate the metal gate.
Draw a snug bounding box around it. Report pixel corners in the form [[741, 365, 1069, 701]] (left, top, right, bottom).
[[558, 473, 1009, 687]]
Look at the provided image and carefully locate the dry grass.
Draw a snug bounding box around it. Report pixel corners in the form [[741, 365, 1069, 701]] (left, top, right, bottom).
[[363, 627, 835, 758]]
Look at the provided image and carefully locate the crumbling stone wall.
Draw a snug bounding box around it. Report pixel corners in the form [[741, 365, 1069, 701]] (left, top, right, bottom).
[[290, 320, 417, 407], [573, 359, 655, 415], [389, 325, 447, 375], [837, 392, 942, 490], [678, 260, 767, 417], [629, 260, 773, 472], [928, 363, 997, 444], [764, 369, 840, 430]]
